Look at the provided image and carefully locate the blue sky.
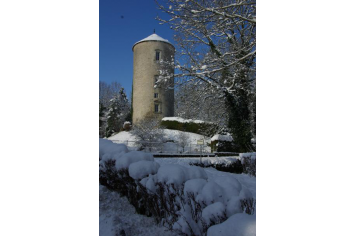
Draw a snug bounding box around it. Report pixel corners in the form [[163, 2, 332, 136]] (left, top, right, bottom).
[[99, 0, 174, 99]]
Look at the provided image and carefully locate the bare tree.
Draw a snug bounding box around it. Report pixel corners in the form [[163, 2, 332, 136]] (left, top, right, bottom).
[[99, 81, 124, 108], [175, 82, 228, 129], [156, 0, 255, 97], [156, 0, 256, 151], [131, 118, 165, 152], [177, 131, 190, 153]]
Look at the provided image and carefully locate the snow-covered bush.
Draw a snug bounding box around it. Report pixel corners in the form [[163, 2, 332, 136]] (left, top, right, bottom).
[[128, 161, 160, 180], [190, 159, 244, 174], [99, 138, 255, 236], [210, 133, 237, 152], [99, 138, 128, 161], [190, 153, 256, 177], [240, 153, 256, 177], [122, 121, 132, 131], [161, 117, 219, 137]]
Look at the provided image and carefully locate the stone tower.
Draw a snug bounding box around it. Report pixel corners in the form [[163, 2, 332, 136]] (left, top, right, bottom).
[[132, 33, 175, 124]]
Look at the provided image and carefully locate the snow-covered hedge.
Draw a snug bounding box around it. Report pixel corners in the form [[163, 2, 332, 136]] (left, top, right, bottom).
[[189, 154, 256, 176], [99, 139, 256, 236], [161, 117, 219, 137]]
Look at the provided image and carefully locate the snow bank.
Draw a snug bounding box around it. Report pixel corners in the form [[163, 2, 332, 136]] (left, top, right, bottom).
[[129, 161, 160, 180], [202, 202, 225, 224], [115, 151, 154, 170], [207, 213, 256, 236], [108, 131, 138, 143], [99, 138, 129, 161], [163, 129, 211, 153]]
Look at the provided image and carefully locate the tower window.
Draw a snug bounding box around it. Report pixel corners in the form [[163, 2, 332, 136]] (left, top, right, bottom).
[[155, 51, 160, 61], [154, 93, 159, 98], [154, 104, 160, 113]]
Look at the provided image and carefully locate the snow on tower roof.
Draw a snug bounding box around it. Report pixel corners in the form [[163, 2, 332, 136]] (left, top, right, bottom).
[[132, 33, 174, 50]]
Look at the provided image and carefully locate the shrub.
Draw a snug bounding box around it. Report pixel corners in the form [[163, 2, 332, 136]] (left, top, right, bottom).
[[189, 159, 244, 175], [100, 158, 252, 236], [240, 198, 256, 215], [161, 119, 219, 137], [211, 140, 238, 152], [190, 155, 256, 177], [241, 155, 256, 177], [100, 151, 256, 236]]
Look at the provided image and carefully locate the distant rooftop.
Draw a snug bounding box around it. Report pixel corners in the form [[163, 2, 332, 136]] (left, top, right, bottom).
[[132, 33, 174, 50]]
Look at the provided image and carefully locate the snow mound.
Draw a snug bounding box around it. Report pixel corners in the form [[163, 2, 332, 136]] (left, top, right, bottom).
[[129, 161, 160, 180], [214, 176, 242, 202], [156, 164, 207, 185], [226, 196, 243, 217], [115, 151, 154, 170], [186, 166, 208, 180], [207, 213, 256, 236], [184, 179, 207, 197], [108, 131, 138, 142], [198, 182, 224, 204], [99, 138, 129, 161], [156, 164, 188, 185], [202, 202, 225, 224]]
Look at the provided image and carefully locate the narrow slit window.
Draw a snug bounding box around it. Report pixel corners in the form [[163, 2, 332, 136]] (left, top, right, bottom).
[[154, 93, 158, 98], [154, 104, 159, 113], [155, 51, 160, 61]]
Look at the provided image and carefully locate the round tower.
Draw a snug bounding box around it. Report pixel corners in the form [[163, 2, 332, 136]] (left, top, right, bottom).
[[132, 33, 175, 124]]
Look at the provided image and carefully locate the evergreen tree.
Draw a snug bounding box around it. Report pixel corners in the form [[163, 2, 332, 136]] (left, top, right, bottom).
[[105, 88, 130, 137], [99, 102, 106, 138]]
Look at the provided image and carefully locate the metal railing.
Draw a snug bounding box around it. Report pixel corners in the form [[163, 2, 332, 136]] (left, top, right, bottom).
[[109, 140, 211, 154]]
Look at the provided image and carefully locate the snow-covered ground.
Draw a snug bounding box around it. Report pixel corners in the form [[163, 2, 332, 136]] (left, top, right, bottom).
[[100, 184, 178, 236], [108, 129, 212, 153]]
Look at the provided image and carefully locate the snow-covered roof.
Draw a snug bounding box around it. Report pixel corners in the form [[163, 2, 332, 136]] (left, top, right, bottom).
[[211, 134, 233, 142], [132, 33, 174, 50]]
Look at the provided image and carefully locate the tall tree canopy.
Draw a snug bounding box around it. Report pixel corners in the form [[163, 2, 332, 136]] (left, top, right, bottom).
[[157, 0, 256, 151]]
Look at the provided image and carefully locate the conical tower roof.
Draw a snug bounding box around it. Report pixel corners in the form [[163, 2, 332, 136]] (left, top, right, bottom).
[[132, 33, 174, 51]]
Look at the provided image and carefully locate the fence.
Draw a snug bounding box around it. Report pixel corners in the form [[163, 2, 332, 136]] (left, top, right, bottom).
[[109, 140, 211, 154]]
